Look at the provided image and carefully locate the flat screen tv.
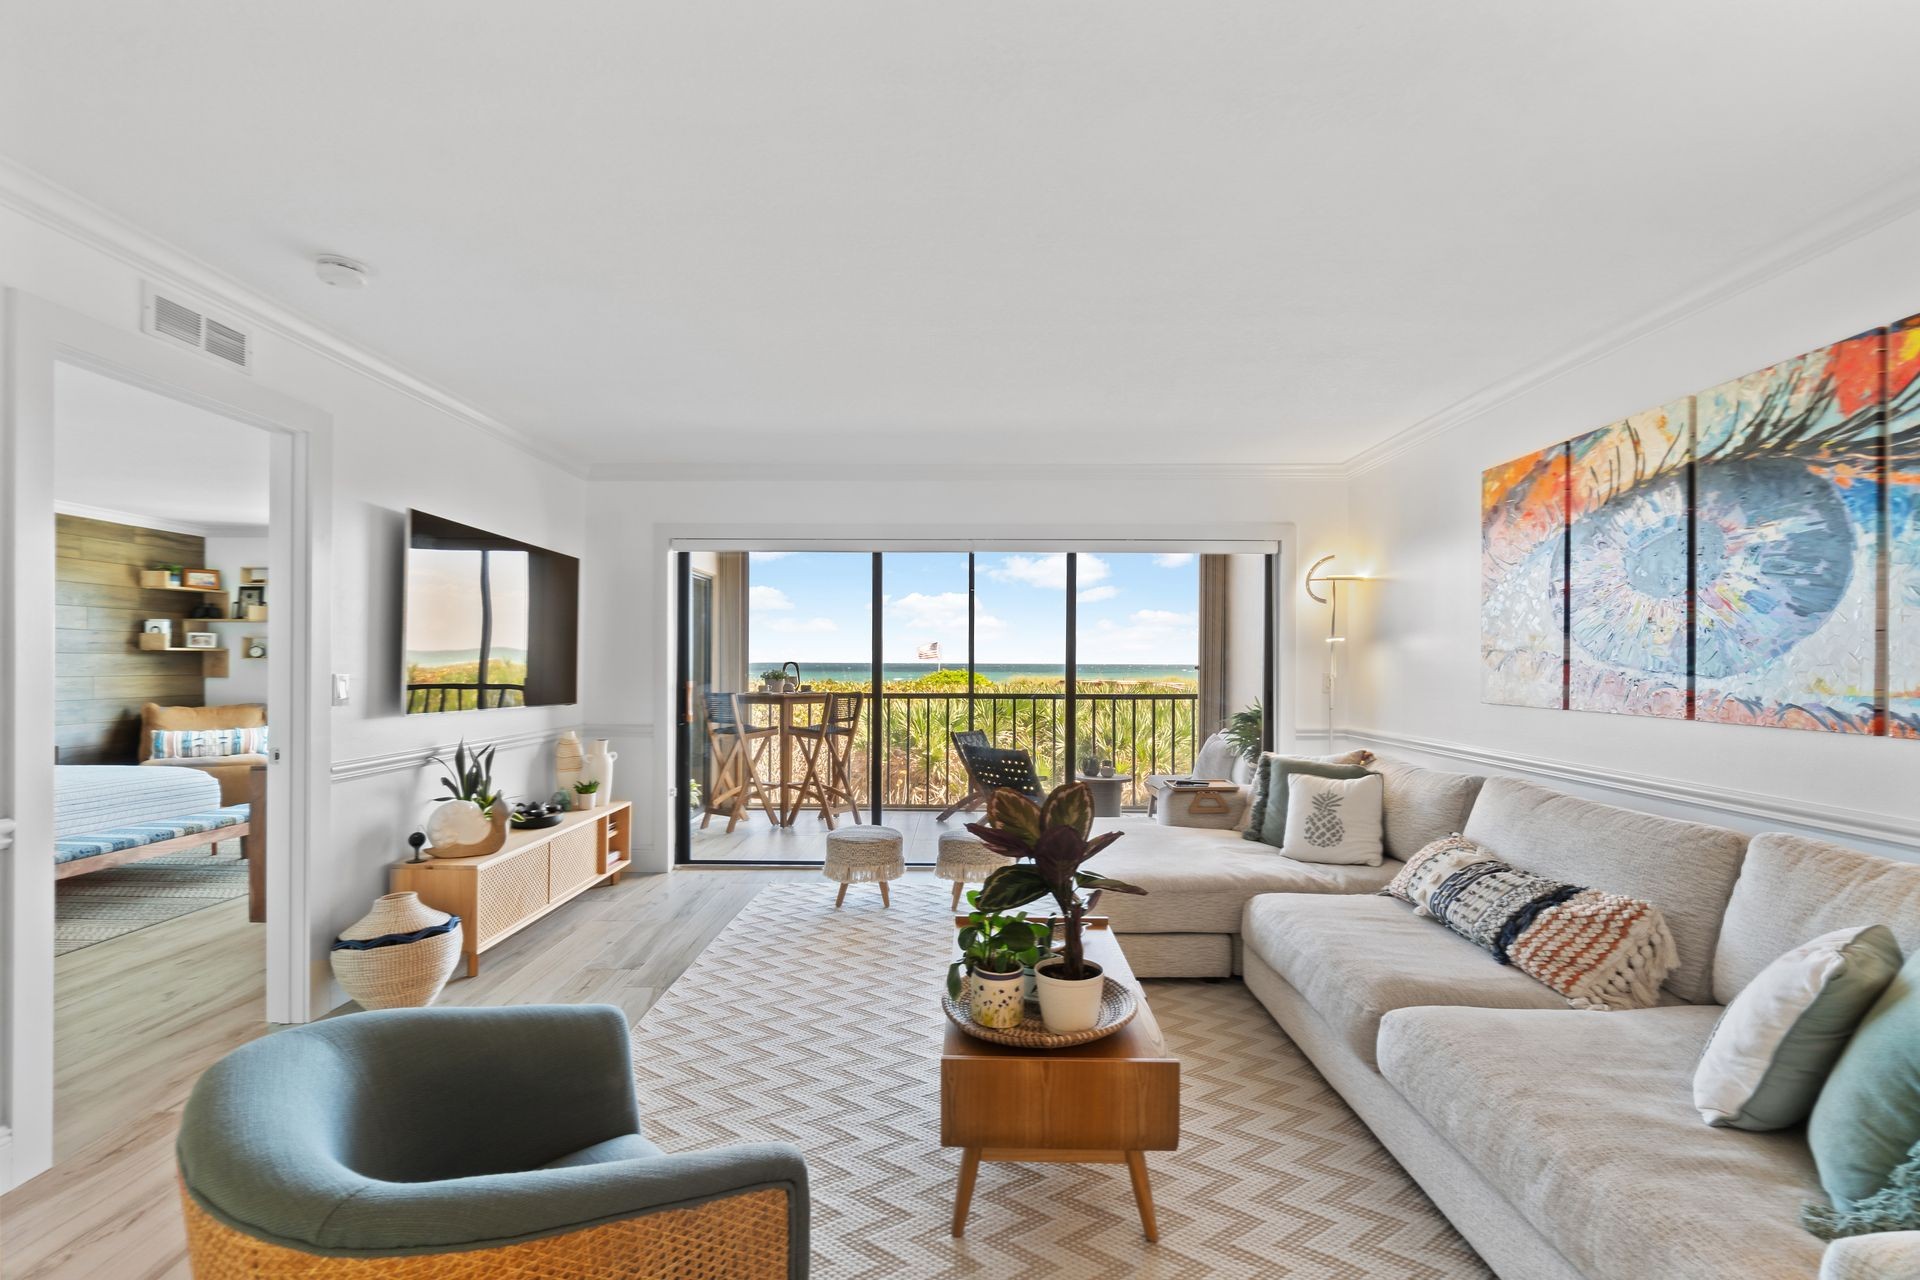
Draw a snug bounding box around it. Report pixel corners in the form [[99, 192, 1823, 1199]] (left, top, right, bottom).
[[403, 510, 579, 714]]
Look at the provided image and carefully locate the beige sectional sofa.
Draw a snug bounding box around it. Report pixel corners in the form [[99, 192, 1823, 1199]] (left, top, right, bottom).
[[1096, 753, 1920, 1280]]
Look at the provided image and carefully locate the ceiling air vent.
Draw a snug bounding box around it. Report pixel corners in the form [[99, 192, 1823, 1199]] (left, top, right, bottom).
[[141, 284, 253, 374]]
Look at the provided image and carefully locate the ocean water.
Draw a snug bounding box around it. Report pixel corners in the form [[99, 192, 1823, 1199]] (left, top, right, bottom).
[[748, 662, 1197, 684]]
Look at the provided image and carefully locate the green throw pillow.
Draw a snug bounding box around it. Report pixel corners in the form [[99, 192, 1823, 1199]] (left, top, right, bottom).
[[1245, 756, 1370, 848], [1809, 949, 1920, 1208]]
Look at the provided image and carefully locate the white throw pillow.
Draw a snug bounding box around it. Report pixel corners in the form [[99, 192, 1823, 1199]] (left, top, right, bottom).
[[1692, 924, 1902, 1131], [1279, 772, 1384, 866]]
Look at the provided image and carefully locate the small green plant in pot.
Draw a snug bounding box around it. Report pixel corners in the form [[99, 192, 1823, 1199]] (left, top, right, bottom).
[[947, 891, 1049, 1030], [760, 667, 789, 693], [572, 777, 602, 809], [968, 782, 1146, 1033]]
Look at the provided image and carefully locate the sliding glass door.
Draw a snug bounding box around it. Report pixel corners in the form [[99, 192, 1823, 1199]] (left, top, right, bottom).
[[677, 549, 1268, 865]]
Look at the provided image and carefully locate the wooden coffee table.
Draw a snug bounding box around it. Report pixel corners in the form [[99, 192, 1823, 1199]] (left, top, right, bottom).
[[940, 919, 1179, 1241]]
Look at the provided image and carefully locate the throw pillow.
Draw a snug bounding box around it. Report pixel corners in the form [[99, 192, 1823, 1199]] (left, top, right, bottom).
[[149, 726, 269, 760], [1384, 834, 1499, 917], [1693, 925, 1903, 1131], [1245, 751, 1372, 847], [1810, 949, 1920, 1209], [1803, 1136, 1920, 1240], [1278, 773, 1384, 866]]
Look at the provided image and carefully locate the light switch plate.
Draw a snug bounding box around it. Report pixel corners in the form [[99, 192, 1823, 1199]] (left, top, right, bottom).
[[331, 673, 351, 706]]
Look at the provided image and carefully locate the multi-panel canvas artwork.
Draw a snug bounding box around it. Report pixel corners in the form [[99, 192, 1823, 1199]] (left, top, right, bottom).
[[1481, 313, 1920, 739], [1481, 444, 1566, 709]]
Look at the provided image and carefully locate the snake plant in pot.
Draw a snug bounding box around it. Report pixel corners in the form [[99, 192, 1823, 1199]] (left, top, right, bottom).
[[968, 782, 1146, 1032]]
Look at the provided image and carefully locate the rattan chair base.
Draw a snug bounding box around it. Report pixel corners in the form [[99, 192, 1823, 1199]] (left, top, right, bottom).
[[180, 1183, 790, 1279]]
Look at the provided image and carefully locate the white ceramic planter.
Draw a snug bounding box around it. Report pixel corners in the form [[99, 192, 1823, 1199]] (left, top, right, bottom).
[[968, 966, 1026, 1029], [1034, 957, 1106, 1032]]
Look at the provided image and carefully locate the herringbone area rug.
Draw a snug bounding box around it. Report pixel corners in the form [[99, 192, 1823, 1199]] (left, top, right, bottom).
[[631, 881, 1491, 1279]]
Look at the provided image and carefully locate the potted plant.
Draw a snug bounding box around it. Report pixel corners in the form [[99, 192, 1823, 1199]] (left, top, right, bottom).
[[425, 740, 500, 847], [1225, 699, 1263, 764], [969, 783, 1146, 1032], [947, 891, 1049, 1030], [572, 777, 602, 810], [760, 667, 789, 693]]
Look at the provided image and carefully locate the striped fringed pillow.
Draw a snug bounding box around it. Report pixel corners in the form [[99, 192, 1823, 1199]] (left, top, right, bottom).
[[150, 726, 269, 760], [1506, 888, 1677, 1011]]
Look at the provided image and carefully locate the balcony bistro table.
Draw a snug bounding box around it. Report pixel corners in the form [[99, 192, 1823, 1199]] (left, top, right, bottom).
[[1075, 773, 1133, 818], [734, 691, 831, 827]]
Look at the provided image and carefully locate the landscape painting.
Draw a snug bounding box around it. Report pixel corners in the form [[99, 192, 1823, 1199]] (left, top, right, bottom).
[[1890, 313, 1920, 739], [1481, 443, 1567, 709], [1690, 330, 1884, 733], [1566, 400, 1693, 718]]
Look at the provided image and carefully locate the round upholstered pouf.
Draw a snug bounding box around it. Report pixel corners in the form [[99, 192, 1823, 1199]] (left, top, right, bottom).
[[935, 828, 1016, 910], [822, 825, 905, 908]]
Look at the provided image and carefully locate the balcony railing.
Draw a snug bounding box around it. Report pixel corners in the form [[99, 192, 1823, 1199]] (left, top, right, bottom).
[[406, 682, 526, 714], [735, 690, 1198, 812]]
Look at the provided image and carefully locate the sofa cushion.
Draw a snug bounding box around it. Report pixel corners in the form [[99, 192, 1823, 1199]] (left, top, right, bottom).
[[1367, 755, 1485, 860], [1714, 833, 1920, 1005], [1377, 1003, 1826, 1280], [1089, 823, 1397, 935], [1240, 893, 1568, 1066], [1461, 776, 1748, 1003]]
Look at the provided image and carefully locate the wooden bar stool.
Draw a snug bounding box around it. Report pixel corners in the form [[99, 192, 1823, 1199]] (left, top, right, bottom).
[[788, 692, 864, 829], [700, 692, 781, 833]]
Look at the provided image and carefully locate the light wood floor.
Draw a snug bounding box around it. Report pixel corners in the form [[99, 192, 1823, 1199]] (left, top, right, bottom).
[[689, 805, 969, 863], [0, 865, 878, 1280]]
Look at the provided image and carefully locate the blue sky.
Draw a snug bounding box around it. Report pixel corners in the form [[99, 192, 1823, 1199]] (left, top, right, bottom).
[[745, 552, 1199, 665]]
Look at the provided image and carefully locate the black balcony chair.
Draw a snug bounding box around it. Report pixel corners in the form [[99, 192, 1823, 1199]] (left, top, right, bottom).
[[938, 731, 1046, 821]]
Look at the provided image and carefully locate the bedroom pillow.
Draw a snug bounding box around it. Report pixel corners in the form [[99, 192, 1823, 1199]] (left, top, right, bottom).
[[1278, 773, 1384, 866], [150, 726, 269, 760], [1694, 925, 1902, 1131], [1245, 751, 1372, 847], [1383, 834, 1499, 917]]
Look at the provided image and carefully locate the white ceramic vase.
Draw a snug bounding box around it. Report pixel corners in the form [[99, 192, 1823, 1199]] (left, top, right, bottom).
[[330, 892, 462, 1009], [555, 730, 585, 797], [968, 967, 1026, 1029], [584, 737, 617, 799], [1034, 957, 1106, 1033], [425, 799, 490, 848]]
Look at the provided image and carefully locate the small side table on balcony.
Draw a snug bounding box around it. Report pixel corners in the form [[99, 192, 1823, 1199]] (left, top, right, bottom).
[[1075, 773, 1133, 817]]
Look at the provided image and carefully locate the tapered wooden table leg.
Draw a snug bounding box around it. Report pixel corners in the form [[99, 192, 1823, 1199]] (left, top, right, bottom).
[[880, 880, 891, 908], [1125, 1151, 1158, 1242], [951, 1148, 981, 1236], [834, 883, 849, 909]]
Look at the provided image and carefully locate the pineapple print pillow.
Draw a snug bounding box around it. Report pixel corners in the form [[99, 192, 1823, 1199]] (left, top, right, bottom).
[[1279, 772, 1385, 866]]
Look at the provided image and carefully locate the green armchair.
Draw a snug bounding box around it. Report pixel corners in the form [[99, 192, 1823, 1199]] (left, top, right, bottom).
[[177, 1004, 808, 1278]]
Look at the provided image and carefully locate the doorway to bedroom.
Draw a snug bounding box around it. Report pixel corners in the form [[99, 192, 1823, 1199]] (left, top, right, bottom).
[[48, 364, 276, 1164]]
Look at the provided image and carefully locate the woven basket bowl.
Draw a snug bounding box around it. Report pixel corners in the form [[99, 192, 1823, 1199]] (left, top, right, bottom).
[[330, 892, 463, 1010]]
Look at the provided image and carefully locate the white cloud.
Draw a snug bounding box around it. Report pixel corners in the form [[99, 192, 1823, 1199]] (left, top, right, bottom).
[[1077, 584, 1119, 603], [1152, 553, 1195, 568], [765, 615, 838, 634], [1131, 608, 1196, 625], [748, 585, 793, 611], [1080, 608, 1199, 662], [889, 591, 968, 631], [986, 553, 1108, 590]]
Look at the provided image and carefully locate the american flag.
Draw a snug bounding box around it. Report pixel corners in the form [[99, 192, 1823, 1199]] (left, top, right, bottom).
[[917, 642, 941, 661]]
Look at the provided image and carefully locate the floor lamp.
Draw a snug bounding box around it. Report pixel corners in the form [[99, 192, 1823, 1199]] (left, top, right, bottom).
[[1305, 556, 1371, 747]]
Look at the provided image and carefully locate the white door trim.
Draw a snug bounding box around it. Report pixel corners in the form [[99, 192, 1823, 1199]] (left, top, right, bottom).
[[0, 289, 332, 1191]]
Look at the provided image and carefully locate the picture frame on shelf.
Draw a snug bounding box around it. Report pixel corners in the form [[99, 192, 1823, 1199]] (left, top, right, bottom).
[[142, 618, 172, 644], [184, 632, 219, 650], [182, 568, 222, 591], [235, 584, 266, 619]]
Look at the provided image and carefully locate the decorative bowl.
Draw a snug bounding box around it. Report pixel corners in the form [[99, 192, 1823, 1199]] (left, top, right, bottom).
[[941, 976, 1136, 1049]]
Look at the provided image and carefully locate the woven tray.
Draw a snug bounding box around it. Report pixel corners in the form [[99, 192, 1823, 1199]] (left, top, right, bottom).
[[942, 976, 1137, 1049]]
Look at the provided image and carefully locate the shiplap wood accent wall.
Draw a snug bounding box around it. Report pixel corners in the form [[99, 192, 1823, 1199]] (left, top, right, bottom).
[[56, 515, 207, 763]]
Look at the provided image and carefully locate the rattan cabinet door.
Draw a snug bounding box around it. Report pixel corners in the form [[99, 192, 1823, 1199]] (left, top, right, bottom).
[[473, 842, 550, 945], [548, 823, 600, 899]]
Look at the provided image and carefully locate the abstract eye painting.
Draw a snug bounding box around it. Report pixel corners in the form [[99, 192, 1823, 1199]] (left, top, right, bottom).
[[1481, 443, 1567, 709], [1482, 310, 1920, 741], [1567, 400, 1693, 718]]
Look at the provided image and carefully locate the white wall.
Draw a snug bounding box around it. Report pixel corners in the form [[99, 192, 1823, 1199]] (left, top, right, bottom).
[[0, 197, 593, 1014], [201, 536, 270, 706], [581, 472, 1350, 871], [1344, 204, 1920, 860]]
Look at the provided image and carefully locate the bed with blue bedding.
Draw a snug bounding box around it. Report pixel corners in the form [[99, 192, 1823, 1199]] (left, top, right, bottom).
[[53, 765, 252, 875]]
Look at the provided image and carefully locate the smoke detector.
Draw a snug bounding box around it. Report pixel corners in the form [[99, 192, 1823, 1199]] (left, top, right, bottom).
[[315, 255, 371, 289]]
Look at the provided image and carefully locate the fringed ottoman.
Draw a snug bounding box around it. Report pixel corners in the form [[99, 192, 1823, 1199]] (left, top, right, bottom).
[[935, 827, 1016, 910], [823, 825, 905, 908]]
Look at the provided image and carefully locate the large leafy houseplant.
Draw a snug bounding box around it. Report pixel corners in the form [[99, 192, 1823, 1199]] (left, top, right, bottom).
[[1224, 699, 1263, 765], [968, 782, 1145, 982]]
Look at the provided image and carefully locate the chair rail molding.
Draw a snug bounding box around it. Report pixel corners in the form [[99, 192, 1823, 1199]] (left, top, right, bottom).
[[1340, 726, 1920, 855], [329, 726, 567, 782]]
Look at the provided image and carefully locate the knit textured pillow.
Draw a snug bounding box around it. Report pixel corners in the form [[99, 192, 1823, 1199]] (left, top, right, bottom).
[[1506, 889, 1678, 1011], [1383, 835, 1500, 918]]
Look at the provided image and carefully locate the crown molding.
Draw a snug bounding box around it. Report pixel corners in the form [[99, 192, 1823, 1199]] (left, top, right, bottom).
[[0, 157, 590, 479], [1340, 726, 1920, 855], [1344, 168, 1920, 479], [54, 500, 266, 540], [588, 458, 1350, 483]]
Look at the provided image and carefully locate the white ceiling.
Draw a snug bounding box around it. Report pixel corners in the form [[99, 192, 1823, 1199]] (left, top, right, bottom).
[[53, 364, 271, 530], [8, 3, 1920, 473]]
